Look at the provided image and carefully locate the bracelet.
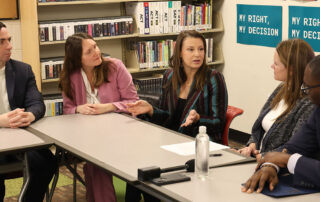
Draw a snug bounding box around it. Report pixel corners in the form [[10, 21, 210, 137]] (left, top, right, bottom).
[[260, 162, 280, 173]]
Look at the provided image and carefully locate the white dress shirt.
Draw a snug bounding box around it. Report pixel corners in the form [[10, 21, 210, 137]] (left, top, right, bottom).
[[287, 153, 302, 174], [0, 66, 11, 114]]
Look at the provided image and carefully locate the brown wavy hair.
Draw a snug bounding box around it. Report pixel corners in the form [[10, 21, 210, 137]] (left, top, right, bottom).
[[59, 33, 111, 101], [169, 30, 208, 93], [271, 38, 314, 121]]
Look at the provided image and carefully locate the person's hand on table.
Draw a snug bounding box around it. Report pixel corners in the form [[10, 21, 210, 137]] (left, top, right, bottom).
[[0, 108, 35, 128], [259, 152, 291, 168], [241, 166, 278, 193], [238, 143, 259, 158], [126, 100, 153, 117]]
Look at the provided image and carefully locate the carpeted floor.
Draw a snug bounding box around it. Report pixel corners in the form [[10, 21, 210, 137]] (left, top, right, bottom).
[[4, 162, 126, 202], [4, 140, 245, 202], [4, 173, 73, 198]]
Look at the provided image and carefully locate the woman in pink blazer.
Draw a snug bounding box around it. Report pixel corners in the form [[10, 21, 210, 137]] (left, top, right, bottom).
[[59, 33, 139, 202]]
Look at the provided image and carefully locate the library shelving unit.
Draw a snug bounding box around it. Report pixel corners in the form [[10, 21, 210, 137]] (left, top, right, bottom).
[[19, 0, 224, 95]]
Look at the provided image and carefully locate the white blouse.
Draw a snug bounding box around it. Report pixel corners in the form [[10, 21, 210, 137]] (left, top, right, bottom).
[[81, 68, 100, 104], [259, 99, 287, 150]]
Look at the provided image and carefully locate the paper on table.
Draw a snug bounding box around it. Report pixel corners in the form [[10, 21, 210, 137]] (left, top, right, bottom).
[[161, 141, 229, 156]]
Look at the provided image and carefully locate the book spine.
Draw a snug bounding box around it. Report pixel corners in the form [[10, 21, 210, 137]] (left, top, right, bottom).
[[144, 2, 150, 34], [196, 6, 201, 30], [39, 24, 46, 42], [53, 61, 58, 78], [49, 62, 53, 79], [41, 61, 46, 80], [208, 4, 212, 29], [55, 101, 59, 116], [176, 1, 181, 32], [60, 25, 64, 41], [149, 2, 155, 34], [59, 100, 63, 115], [168, 1, 173, 33], [138, 2, 145, 34], [48, 24, 53, 41], [163, 2, 169, 34], [154, 2, 160, 34], [51, 102, 55, 117]]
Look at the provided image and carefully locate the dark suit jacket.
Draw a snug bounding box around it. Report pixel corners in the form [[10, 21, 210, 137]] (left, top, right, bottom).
[[284, 106, 320, 188], [5, 59, 45, 121]]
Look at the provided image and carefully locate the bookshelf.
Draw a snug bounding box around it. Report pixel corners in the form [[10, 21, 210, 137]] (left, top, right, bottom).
[[19, 0, 224, 95]]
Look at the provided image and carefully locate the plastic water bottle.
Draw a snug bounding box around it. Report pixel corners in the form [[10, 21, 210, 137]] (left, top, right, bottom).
[[195, 126, 209, 179]]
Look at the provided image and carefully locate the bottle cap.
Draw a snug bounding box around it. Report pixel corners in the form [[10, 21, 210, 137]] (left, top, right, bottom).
[[199, 126, 206, 133]]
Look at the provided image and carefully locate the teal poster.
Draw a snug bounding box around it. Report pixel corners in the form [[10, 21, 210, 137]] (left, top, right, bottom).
[[289, 6, 320, 52], [237, 4, 282, 47]]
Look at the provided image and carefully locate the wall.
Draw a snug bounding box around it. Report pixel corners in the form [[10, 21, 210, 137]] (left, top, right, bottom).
[[222, 0, 319, 134], [2, 20, 22, 61], [4, 1, 319, 134]]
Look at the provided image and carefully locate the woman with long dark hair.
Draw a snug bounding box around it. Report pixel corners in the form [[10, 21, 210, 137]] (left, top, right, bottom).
[[60, 33, 138, 202], [127, 30, 228, 141], [126, 30, 228, 202]]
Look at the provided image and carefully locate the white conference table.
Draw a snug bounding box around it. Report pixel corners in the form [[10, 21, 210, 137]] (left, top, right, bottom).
[[0, 127, 50, 155], [28, 113, 320, 201], [28, 113, 250, 181], [0, 127, 53, 202], [139, 163, 320, 202]]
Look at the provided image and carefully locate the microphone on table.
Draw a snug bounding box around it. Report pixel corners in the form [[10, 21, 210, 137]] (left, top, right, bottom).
[[138, 159, 195, 181], [138, 154, 223, 181]]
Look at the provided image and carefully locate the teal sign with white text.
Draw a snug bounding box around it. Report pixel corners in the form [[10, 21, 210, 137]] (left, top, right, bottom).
[[237, 4, 282, 47], [289, 6, 320, 52]]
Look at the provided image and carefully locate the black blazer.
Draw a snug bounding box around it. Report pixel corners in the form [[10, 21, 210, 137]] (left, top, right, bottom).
[[285, 106, 320, 188], [5, 59, 45, 122]]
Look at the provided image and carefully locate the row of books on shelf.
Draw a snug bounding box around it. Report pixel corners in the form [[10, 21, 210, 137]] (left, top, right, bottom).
[[39, 17, 134, 42], [135, 37, 214, 70], [136, 39, 175, 69], [133, 75, 163, 95], [41, 57, 64, 80], [126, 1, 212, 35], [38, 0, 84, 3], [43, 96, 63, 117]]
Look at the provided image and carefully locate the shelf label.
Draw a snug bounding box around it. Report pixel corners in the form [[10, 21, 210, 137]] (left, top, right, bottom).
[[289, 6, 320, 52], [237, 4, 282, 48]]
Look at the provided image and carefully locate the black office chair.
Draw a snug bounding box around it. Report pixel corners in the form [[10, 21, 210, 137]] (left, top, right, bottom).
[[0, 152, 57, 202], [0, 153, 33, 202]]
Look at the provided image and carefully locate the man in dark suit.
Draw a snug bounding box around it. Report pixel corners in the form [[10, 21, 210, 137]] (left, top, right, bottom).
[[0, 22, 57, 202], [242, 55, 320, 193]]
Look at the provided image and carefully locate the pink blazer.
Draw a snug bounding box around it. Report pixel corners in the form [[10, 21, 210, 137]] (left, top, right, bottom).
[[63, 58, 139, 114]]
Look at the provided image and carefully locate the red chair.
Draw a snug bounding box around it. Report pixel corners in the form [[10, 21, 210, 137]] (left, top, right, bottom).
[[223, 106, 244, 146]]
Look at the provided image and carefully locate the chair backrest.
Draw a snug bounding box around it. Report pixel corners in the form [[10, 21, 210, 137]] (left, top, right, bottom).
[[223, 106, 244, 146], [0, 161, 24, 180], [0, 157, 54, 202]]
